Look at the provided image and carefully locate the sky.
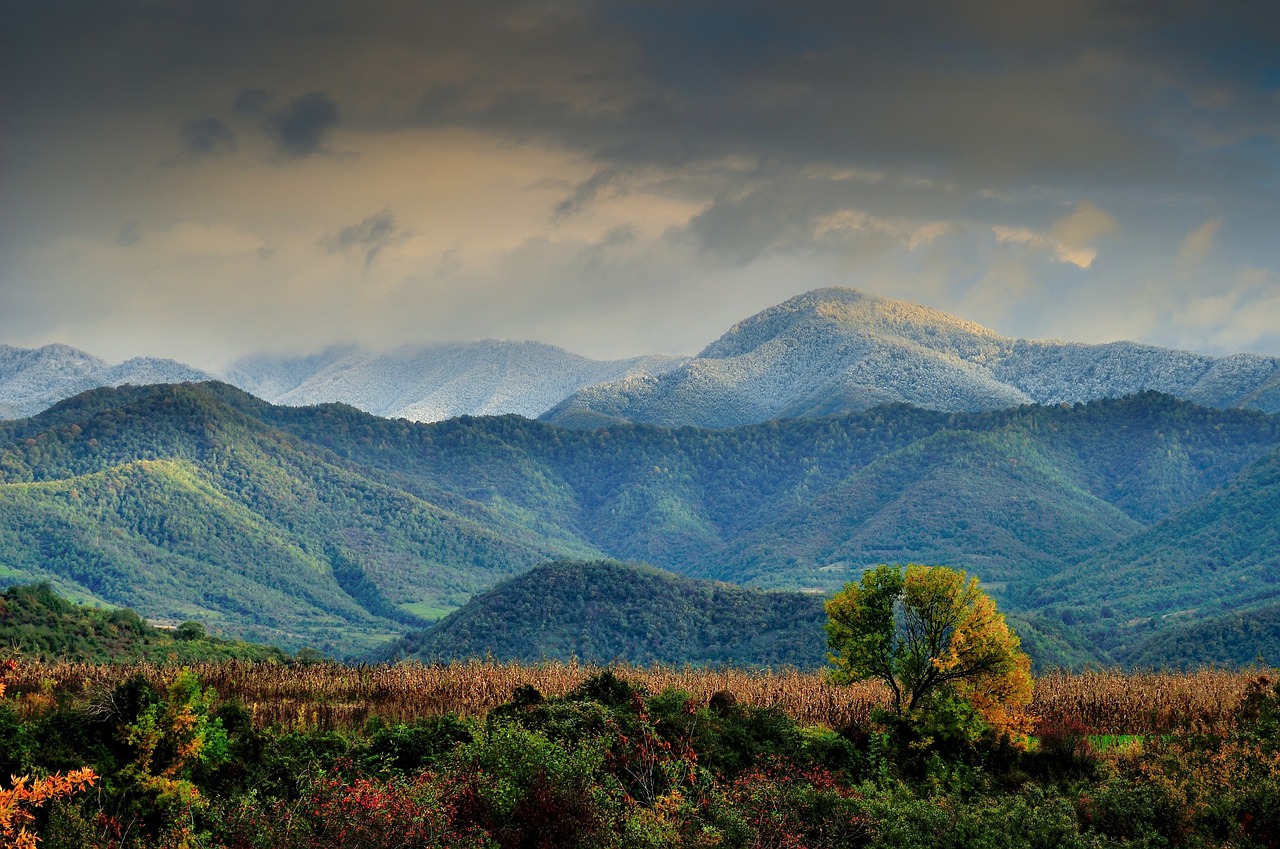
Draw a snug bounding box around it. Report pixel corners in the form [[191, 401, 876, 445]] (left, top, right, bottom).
[[3, 0, 1280, 369]]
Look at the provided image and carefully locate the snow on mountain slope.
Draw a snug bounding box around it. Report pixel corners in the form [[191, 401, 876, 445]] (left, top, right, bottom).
[[7, 287, 1280, 426], [0, 344, 110, 418], [0, 346, 219, 419], [226, 341, 688, 421], [544, 287, 1280, 428], [97, 357, 219, 388]]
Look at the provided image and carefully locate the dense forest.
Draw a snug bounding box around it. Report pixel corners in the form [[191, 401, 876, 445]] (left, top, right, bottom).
[[1, 382, 1278, 666]]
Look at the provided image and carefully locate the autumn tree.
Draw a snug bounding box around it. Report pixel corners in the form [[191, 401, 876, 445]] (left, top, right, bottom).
[[825, 564, 1033, 741]]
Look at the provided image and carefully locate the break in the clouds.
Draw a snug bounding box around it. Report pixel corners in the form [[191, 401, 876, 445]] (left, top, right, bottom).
[[2, 0, 1279, 367]]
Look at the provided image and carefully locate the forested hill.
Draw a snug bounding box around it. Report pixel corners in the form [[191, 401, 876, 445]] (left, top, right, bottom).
[[387, 560, 829, 668], [1, 381, 1279, 665]]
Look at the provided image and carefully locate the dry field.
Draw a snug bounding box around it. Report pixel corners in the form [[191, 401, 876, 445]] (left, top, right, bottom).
[[4, 660, 1269, 735]]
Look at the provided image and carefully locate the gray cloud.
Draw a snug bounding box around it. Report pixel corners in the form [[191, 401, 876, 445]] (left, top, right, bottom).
[[232, 88, 273, 117], [267, 92, 339, 158], [552, 166, 629, 222], [320, 209, 399, 269], [3, 0, 1279, 366], [180, 117, 237, 156], [115, 220, 141, 247]]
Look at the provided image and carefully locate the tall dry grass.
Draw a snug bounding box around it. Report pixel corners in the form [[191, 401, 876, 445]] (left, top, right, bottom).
[[4, 660, 1267, 734]]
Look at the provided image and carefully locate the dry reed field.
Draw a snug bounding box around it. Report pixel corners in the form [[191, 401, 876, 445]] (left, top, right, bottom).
[[5, 660, 1269, 734]]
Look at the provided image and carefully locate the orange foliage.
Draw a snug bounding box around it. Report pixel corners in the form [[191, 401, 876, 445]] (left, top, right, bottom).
[[1, 658, 97, 848], [0, 768, 98, 849]]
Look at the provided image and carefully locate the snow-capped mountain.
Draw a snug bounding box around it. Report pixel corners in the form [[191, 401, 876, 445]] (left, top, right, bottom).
[[0, 345, 217, 419], [7, 288, 1280, 426], [226, 341, 687, 421], [542, 288, 1280, 428]]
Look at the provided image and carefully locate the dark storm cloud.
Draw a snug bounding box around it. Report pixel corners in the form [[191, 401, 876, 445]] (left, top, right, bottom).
[[266, 92, 339, 158], [180, 118, 237, 156], [232, 88, 273, 117], [4, 0, 1280, 364], [320, 209, 399, 269]]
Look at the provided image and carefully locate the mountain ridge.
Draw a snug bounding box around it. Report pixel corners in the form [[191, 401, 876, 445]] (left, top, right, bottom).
[[6, 287, 1280, 426], [4, 381, 1278, 665], [544, 287, 1280, 427]]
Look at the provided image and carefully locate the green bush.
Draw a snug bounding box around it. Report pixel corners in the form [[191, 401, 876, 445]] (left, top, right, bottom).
[[366, 715, 473, 773]]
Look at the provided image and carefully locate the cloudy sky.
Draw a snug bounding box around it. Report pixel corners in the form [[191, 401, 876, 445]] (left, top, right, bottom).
[[3, 0, 1279, 368]]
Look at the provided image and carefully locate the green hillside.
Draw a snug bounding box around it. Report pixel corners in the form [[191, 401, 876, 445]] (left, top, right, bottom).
[[388, 560, 830, 668], [0, 385, 588, 653], [701, 428, 1143, 600], [1021, 445, 1280, 661], [1122, 604, 1280, 670], [390, 560, 1103, 672], [0, 582, 288, 662], [2, 382, 1279, 665]]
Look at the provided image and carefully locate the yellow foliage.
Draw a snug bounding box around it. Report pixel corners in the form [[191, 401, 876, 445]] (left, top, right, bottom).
[[827, 564, 1035, 743]]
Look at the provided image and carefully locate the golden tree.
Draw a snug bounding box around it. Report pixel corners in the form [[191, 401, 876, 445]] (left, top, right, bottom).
[[825, 564, 1033, 741]]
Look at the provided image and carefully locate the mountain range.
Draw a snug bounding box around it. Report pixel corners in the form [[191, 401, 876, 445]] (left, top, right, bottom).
[[545, 288, 1280, 427], [4, 288, 1280, 427], [0, 344, 216, 419], [1, 381, 1276, 666]]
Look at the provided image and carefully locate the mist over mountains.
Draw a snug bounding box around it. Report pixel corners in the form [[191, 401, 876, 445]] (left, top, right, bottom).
[[227, 342, 686, 421], [4, 288, 1280, 426]]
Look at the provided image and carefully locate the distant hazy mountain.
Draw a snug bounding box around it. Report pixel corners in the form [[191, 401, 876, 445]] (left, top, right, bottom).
[[543, 288, 1280, 428], [0, 344, 216, 419], [226, 341, 687, 421], [0, 340, 685, 423], [9, 288, 1280, 426]]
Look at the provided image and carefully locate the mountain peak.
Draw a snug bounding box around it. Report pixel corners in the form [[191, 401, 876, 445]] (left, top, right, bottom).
[[701, 287, 1006, 360], [546, 287, 1280, 428]]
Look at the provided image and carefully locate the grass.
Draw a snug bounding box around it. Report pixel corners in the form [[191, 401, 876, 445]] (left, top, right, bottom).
[[397, 602, 455, 621]]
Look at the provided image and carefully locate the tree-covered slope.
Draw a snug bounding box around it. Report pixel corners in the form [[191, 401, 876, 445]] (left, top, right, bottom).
[[3, 382, 1280, 666], [388, 560, 830, 668], [0, 582, 288, 662], [0, 385, 593, 653], [1021, 445, 1280, 660], [1121, 604, 1280, 670], [700, 428, 1143, 600]]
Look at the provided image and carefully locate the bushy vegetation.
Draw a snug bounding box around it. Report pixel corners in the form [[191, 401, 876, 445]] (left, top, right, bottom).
[[0, 584, 288, 663], [4, 658, 1279, 848]]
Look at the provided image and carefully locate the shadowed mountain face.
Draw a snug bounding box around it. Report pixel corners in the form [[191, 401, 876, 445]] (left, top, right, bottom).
[[2, 381, 1278, 666], [543, 288, 1280, 428]]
